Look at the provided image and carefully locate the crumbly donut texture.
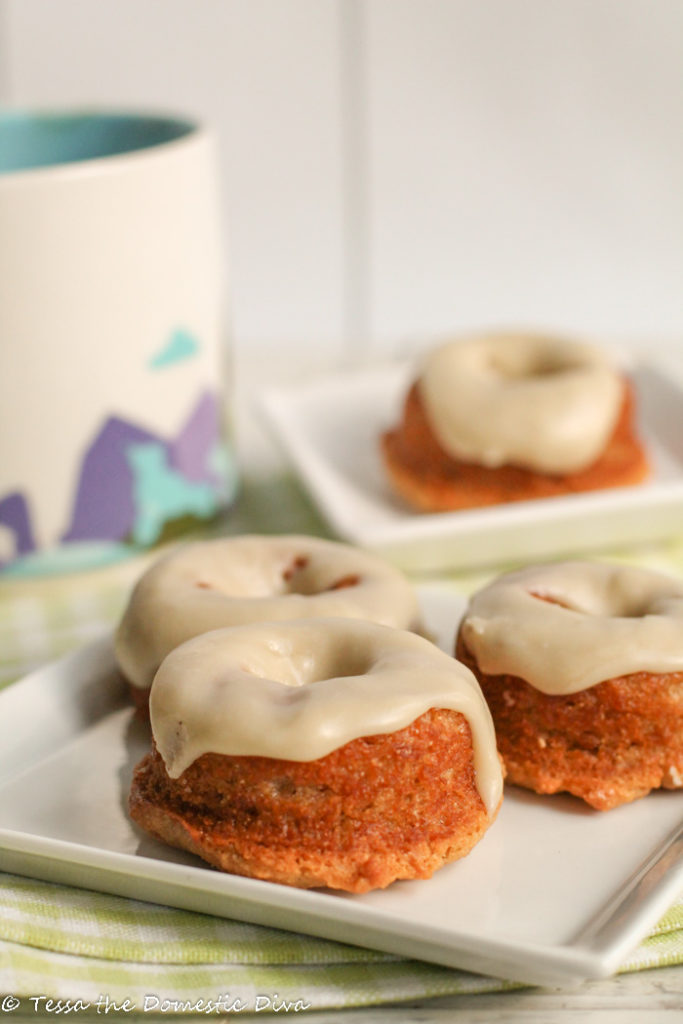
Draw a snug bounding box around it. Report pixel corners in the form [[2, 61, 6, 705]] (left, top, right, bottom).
[[457, 561, 683, 810], [456, 636, 683, 811], [129, 709, 500, 892], [115, 534, 421, 696]]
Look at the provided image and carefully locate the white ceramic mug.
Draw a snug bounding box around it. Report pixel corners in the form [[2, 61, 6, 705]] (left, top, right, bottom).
[[0, 109, 237, 577]]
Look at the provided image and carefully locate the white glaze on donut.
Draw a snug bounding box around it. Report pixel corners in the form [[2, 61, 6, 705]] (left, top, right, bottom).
[[115, 535, 421, 690], [460, 561, 683, 694], [149, 617, 503, 817], [418, 333, 623, 473]]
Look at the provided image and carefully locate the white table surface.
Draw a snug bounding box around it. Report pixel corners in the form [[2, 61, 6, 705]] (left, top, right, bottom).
[[299, 967, 683, 1022]]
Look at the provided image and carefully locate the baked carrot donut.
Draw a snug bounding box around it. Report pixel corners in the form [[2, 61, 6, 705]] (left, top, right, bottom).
[[456, 561, 683, 810], [129, 618, 504, 892], [381, 333, 649, 512], [115, 534, 421, 710]]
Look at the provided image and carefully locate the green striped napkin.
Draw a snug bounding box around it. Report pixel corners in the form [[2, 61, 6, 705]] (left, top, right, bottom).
[[1, 876, 681, 1010], [0, 878, 681, 1009]]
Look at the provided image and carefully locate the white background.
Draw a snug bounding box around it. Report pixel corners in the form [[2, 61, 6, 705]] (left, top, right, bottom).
[[2, 0, 682, 371]]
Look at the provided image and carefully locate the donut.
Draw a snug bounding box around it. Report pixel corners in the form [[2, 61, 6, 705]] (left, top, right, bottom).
[[129, 618, 504, 892], [381, 333, 649, 512], [456, 561, 683, 810], [115, 534, 421, 708]]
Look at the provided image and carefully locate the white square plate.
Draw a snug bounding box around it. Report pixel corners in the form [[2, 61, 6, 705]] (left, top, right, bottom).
[[0, 585, 681, 987], [259, 359, 683, 572]]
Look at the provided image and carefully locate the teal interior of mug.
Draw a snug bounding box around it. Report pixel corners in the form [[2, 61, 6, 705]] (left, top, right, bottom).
[[0, 110, 196, 174]]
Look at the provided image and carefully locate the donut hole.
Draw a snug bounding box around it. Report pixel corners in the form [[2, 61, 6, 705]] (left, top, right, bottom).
[[240, 642, 377, 690], [326, 574, 360, 591], [308, 647, 378, 685], [474, 334, 595, 385], [281, 555, 317, 595], [529, 589, 613, 618], [281, 556, 361, 597], [487, 351, 577, 381], [529, 589, 611, 618], [529, 590, 575, 611], [282, 555, 309, 582], [529, 588, 657, 619]]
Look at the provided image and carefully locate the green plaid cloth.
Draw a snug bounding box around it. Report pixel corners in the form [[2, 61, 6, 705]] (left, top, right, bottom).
[[1, 475, 682, 1011]]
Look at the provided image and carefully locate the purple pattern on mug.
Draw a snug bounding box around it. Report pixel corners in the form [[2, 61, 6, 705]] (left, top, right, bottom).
[[169, 390, 221, 484], [0, 492, 36, 565], [61, 418, 161, 543], [59, 391, 224, 546]]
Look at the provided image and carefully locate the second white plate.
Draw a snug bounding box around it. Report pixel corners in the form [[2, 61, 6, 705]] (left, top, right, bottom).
[[260, 359, 683, 572]]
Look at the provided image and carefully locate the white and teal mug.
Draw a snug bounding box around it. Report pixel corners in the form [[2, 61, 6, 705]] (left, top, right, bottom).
[[0, 109, 237, 577]]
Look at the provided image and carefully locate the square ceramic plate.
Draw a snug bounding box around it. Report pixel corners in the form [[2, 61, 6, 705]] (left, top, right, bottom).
[[0, 585, 681, 987], [259, 359, 683, 572]]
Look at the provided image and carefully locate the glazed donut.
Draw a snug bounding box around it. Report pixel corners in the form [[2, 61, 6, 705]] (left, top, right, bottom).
[[456, 561, 683, 810], [115, 535, 421, 703], [129, 618, 504, 891], [381, 333, 649, 511], [420, 333, 622, 473]]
